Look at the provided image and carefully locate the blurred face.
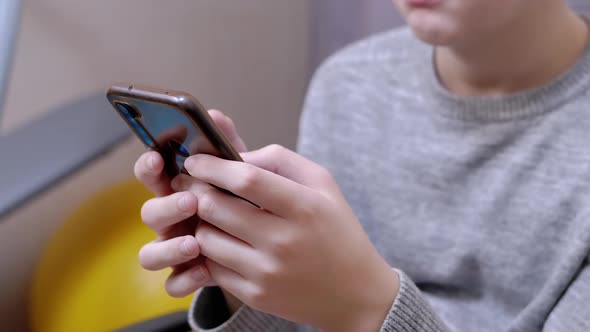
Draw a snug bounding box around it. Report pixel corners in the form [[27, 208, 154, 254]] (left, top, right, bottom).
[[393, 0, 531, 47]]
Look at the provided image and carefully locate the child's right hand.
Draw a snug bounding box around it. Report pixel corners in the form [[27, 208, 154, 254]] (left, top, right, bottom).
[[135, 110, 247, 298]]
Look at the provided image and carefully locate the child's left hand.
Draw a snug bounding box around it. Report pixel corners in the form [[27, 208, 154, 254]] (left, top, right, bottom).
[[172, 144, 399, 332]]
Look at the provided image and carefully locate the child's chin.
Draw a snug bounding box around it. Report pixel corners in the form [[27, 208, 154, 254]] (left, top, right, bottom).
[[406, 12, 458, 46]]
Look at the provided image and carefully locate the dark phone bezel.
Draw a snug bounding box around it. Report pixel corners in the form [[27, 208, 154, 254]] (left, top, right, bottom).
[[106, 83, 243, 163]]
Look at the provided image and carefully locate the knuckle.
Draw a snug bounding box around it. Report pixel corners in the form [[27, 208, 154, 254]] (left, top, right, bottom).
[[246, 285, 269, 309], [256, 260, 282, 284], [177, 192, 197, 215], [269, 234, 298, 260], [195, 223, 214, 247], [292, 199, 321, 222], [315, 166, 334, 183], [236, 165, 259, 192], [266, 144, 286, 156], [198, 190, 218, 220], [179, 235, 198, 257]]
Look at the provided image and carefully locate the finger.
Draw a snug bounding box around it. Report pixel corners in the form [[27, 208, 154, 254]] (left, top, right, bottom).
[[208, 110, 248, 153], [240, 144, 334, 190], [141, 192, 197, 233], [187, 110, 247, 157], [165, 263, 210, 298], [170, 174, 195, 192], [197, 222, 257, 275], [139, 235, 200, 271], [183, 151, 316, 215], [134, 151, 173, 197], [156, 124, 191, 176], [188, 135, 218, 156], [184, 155, 317, 217], [206, 259, 253, 303], [172, 175, 275, 244], [157, 215, 202, 242]]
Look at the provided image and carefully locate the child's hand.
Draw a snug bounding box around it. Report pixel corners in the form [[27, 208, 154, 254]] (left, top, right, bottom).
[[172, 145, 400, 332], [135, 110, 247, 299]]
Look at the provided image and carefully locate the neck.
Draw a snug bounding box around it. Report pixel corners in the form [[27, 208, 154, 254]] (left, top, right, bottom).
[[436, 4, 588, 96]]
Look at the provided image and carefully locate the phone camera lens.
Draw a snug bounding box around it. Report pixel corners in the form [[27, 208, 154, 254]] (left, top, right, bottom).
[[169, 140, 190, 157], [115, 102, 141, 119]]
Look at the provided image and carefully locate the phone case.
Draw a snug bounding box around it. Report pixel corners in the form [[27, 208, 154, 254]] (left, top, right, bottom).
[[106, 83, 242, 177]]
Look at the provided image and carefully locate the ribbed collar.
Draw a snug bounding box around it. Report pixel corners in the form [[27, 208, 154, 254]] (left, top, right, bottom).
[[424, 18, 590, 123]]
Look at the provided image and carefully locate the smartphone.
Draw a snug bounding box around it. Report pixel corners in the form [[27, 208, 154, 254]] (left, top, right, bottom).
[[106, 83, 242, 178]]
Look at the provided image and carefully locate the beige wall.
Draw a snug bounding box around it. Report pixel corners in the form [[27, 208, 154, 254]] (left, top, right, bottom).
[[0, 0, 311, 330]]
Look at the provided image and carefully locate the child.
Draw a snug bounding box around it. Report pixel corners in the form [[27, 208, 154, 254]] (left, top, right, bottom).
[[135, 0, 590, 331]]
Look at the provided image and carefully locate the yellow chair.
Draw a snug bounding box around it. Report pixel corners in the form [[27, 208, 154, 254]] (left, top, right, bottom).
[[30, 179, 193, 332]]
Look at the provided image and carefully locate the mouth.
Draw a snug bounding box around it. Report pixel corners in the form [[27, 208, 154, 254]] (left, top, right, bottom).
[[405, 0, 441, 9]]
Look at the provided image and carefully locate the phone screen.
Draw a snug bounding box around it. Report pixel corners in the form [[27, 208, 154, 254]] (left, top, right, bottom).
[[112, 97, 218, 177]]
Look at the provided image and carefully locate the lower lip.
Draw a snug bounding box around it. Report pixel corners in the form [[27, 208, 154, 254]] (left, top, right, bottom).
[[406, 0, 441, 8]]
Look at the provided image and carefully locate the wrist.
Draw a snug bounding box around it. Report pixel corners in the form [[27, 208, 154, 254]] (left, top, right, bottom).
[[354, 268, 400, 332], [324, 267, 400, 332], [221, 288, 243, 315]]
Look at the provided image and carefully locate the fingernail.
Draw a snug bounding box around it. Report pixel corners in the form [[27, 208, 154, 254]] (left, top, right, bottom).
[[181, 237, 199, 257], [178, 194, 193, 212], [192, 265, 207, 281], [184, 157, 194, 171], [148, 154, 157, 172]]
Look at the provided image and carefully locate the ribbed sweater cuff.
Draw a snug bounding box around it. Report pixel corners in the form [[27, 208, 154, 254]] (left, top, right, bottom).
[[188, 287, 294, 332], [381, 270, 450, 332]]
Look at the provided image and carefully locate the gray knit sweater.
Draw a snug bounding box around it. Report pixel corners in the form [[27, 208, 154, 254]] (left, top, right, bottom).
[[188, 27, 590, 331]]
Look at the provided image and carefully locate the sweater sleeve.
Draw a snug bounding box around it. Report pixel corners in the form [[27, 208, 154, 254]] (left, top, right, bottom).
[[187, 287, 316, 332], [187, 269, 452, 332], [379, 270, 450, 332]]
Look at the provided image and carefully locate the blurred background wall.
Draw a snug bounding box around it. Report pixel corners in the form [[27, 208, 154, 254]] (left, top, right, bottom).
[[311, 0, 403, 68], [0, 1, 311, 330]]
